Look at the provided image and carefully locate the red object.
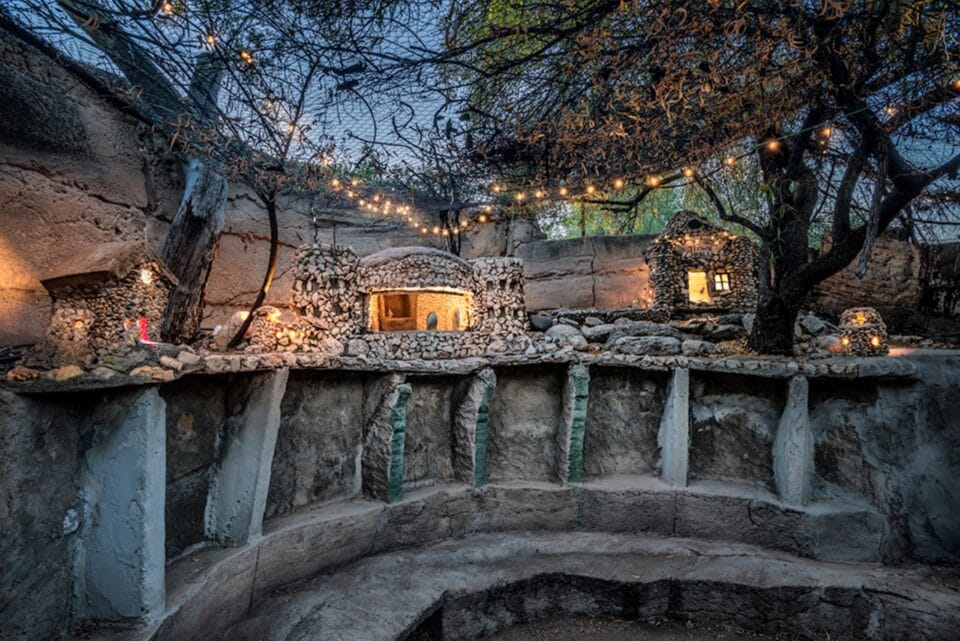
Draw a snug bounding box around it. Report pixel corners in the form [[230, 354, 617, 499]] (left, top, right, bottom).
[[138, 317, 157, 346]]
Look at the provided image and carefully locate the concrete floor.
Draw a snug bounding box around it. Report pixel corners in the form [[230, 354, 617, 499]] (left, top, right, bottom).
[[481, 618, 807, 641]]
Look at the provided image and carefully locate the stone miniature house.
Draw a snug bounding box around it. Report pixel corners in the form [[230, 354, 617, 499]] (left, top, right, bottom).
[[40, 241, 177, 353], [288, 244, 526, 358], [650, 211, 759, 314]]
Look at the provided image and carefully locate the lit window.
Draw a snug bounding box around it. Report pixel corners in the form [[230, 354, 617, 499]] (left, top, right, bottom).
[[714, 273, 731, 291]]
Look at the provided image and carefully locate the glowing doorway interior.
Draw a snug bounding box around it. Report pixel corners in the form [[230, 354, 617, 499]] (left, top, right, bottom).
[[368, 290, 472, 331], [687, 270, 712, 303]]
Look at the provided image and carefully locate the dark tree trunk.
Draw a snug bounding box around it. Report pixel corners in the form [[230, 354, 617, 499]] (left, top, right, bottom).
[[747, 291, 801, 355], [161, 158, 228, 343]]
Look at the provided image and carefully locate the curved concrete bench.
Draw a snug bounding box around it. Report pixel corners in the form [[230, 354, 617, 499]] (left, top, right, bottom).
[[223, 531, 958, 641], [117, 478, 893, 641]]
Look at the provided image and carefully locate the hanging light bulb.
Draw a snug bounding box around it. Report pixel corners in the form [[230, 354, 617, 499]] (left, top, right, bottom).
[[160, 1, 175, 15], [765, 139, 781, 152], [240, 50, 255, 65], [682, 168, 696, 179], [585, 185, 596, 194], [725, 156, 736, 167], [646, 175, 662, 188], [205, 34, 217, 47], [821, 126, 832, 138], [515, 192, 525, 202], [478, 213, 489, 223], [559, 187, 569, 196], [535, 189, 545, 198], [884, 105, 896, 117], [613, 178, 625, 190], [331, 178, 340, 188]]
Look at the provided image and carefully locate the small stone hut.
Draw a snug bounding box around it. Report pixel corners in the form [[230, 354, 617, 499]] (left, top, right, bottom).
[[289, 244, 525, 356], [650, 211, 759, 314], [40, 241, 177, 352]]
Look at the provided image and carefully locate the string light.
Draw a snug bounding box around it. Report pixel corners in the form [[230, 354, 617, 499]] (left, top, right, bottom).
[[682, 168, 696, 178], [613, 178, 625, 189], [515, 192, 525, 201], [820, 126, 832, 138], [535, 190, 545, 198], [645, 175, 662, 188], [765, 139, 781, 152], [884, 105, 896, 117], [559, 187, 568, 196], [725, 156, 736, 167], [240, 50, 255, 65], [205, 34, 217, 47], [953, 79, 960, 91], [160, 1, 175, 15], [478, 213, 488, 223], [585, 185, 596, 194], [351, 178, 360, 186]]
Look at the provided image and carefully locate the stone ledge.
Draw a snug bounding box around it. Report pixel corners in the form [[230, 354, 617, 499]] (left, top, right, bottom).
[[87, 479, 891, 641], [7, 350, 933, 395]]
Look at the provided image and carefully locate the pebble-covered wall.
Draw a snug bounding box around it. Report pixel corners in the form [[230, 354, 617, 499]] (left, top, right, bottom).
[[650, 211, 760, 314]]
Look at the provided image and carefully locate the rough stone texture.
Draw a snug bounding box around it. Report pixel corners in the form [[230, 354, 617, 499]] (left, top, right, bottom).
[[0, 390, 83, 641], [773, 376, 813, 505], [361, 374, 412, 501], [556, 364, 590, 483], [205, 369, 288, 545], [516, 235, 656, 311], [650, 211, 760, 315], [266, 371, 366, 518], [689, 374, 783, 488], [487, 366, 564, 481], [451, 368, 497, 485], [160, 376, 231, 559], [76, 386, 166, 621], [612, 335, 682, 356], [658, 368, 691, 486], [582, 368, 666, 478], [404, 376, 458, 490], [811, 236, 923, 332]]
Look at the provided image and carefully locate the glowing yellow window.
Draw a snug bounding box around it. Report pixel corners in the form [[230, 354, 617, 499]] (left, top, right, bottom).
[[714, 272, 731, 292], [688, 270, 712, 303]]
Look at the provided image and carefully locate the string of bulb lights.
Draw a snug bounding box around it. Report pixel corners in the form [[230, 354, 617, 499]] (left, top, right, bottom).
[[153, 2, 960, 237]]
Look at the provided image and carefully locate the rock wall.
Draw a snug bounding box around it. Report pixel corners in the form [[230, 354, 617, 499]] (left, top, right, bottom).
[[810, 236, 924, 331], [0, 30, 515, 346], [516, 234, 656, 311]]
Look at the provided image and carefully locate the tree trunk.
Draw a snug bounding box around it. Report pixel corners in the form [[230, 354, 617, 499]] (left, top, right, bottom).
[[161, 158, 228, 343], [747, 292, 800, 355]]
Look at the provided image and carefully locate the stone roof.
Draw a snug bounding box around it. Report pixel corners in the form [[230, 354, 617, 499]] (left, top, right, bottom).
[[359, 245, 470, 270], [660, 210, 725, 238], [40, 241, 178, 291]]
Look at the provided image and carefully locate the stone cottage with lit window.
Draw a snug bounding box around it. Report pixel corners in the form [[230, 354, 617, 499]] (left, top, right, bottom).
[[650, 211, 759, 314], [40, 241, 178, 355], [289, 243, 526, 358]]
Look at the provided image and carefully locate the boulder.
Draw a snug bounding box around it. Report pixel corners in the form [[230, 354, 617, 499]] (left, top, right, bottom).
[[741, 313, 755, 333], [48, 364, 83, 381], [682, 339, 717, 356], [528, 314, 554, 331], [800, 314, 827, 336], [583, 316, 603, 327], [545, 324, 588, 351], [709, 324, 747, 341], [346, 338, 370, 356], [607, 321, 681, 344], [581, 324, 615, 342], [613, 335, 681, 355]]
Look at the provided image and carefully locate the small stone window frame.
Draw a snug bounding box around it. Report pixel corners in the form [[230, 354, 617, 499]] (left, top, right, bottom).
[[713, 272, 731, 293]]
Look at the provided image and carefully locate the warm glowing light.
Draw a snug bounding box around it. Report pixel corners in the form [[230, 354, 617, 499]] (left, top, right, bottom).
[[725, 156, 736, 167], [559, 187, 569, 196], [478, 214, 488, 223], [585, 185, 596, 194], [461, 220, 469, 228], [855, 312, 866, 324], [492, 184, 502, 193], [205, 34, 217, 47], [953, 79, 960, 90], [287, 122, 296, 133], [240, 50, 254, 65], [765, 139, 781, 152], [420, 227, 428, 234], [613, 178, 625, 189], [139, 268, 153, 285], [870, 335, 881, 347], [359, 199, 366, 206], [885, 105, 896, 117], [351, 178, 360, 186], [432, 226, 441, 235], [331, 178, 340, 188], [821, 127, 832, 138], [646, 175, 662, 188], [483, 205, 492, 212], [841, 336, 850, 346], [535, 190, 545, 198], [515, 192, 525, 201], [160, 1, 174, 15], [682, 168, 696, 178]]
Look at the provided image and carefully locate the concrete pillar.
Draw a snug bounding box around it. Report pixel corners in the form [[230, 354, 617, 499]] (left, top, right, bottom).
[[658, 367, 690, 487], [362, 374, 412, 502], [76, 387, 166, 621], [774, 375, 813, 505], [557, 364, 590, 484], [452, 368, 497, 487], [205, 368, 289, 545]]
